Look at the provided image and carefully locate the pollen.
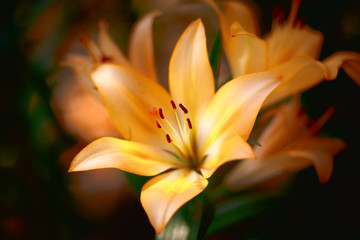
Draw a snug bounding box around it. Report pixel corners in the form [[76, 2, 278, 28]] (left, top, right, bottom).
[[179, 104, 188, 114]]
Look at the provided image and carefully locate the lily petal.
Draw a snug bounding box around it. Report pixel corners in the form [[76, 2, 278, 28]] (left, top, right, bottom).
[[287, 137, 345, 183], [200, 0, 259, 48], [141, 169, 208, 234], [200, 135, 255, 178], [91, 64, 174, 147], [225, 154, 311, 190], [228, 22, 268, 76], [98, 20, 132, 67], [322, 51, 360, 81], [129, 11, 161, 81], [266, 25, 323, 67], [169, 19, 215, 124], [69, 137, 182, 176], [343, 60, 360, 86], [199, 72, 281, 150], [263, 56, 327, 108]]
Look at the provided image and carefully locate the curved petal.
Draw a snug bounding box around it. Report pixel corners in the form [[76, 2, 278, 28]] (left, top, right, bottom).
[[52, 71, 118, 142], [140, 169, 208, 234], [200, 135, 255, 178], [129, 11, 161, 81], [266, 25, 323, 67], [200, 0, 259, 49], [287, 137, 345, 183], [69, 137, 183, 176], [169, 19, 215, 125], [98, 20, 132, 67], [228, 22, 268, 76], [263, 56, 327, 108], [198, 72, 281, 150], [322, 51, 360, 81], [224, 154, 311, 190], [343, 60, 360, 86], [91, 64, 175, 147]]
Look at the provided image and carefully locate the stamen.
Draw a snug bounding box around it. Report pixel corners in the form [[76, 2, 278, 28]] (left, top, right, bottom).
[[159, 108, 165, 119], [101, 56, 112, 62], [156, 121, 161, 128], [166, 134, 172, 143], [170, 100, 176, 109], [179, 104, 188, 114], [186, 118, 192, 130]]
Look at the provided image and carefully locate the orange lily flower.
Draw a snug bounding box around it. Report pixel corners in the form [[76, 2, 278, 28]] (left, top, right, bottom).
[[53, 12, 160, 142], [68, 19, 281, 233], [205, 0, 360, 107], [225, 97, 345, 190]]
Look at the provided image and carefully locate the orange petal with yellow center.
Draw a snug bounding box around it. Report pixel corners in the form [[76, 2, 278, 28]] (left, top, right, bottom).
[[198, 72, 281, 150], [91, 64, 174, 148], [169, 19, 215, 125], [200, 135, 255, 178], [69, 137, 182, 176], [140, 169, 208, 234]]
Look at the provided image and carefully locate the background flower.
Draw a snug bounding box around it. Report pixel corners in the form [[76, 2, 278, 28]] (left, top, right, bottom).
[[1, 0, 360, 239]]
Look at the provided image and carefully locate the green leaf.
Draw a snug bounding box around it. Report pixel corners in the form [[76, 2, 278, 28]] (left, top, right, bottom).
[[155, 194, 216, 240], [210, 32, 221, 89], [207, 194, 274, 236], [124, 172, 151, 196]]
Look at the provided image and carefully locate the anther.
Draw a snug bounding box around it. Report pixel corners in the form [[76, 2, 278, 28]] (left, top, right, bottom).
[[166, 134, 172, 143], [186, 118, 192, 130], [179, 104, 188, 114], [156, 121, 161, 128], [101, 56, 112, 62], [170, 100, 176, 109], [159, 108, 165, 119]]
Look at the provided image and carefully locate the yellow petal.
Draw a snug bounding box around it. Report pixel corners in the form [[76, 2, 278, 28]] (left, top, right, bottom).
[[198, 72, 281, 150], [200, 135, 255, 178], [129, 11, 161, 81], [169, 19, 215, 124], [263, 56, 327, 108], [98, 20, 132, 67], [200, 0, 259, 48], [69, 137, 182, 176], [140, 169, 208, 234], [91, 64, 174, 147], [266, 25, 323, 66], [228, 22, 268, 76], [322, 51, 360, 81]]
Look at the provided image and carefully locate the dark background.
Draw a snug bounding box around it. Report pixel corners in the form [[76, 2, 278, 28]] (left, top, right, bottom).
[[1, 0, 359, 239]]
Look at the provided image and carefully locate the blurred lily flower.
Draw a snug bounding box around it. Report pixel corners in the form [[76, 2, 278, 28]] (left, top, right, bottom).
[[53, 11, 160, 142], [68, 19, 281, 233], [225, 97, 345, 190], [206, 0, 360, 107]]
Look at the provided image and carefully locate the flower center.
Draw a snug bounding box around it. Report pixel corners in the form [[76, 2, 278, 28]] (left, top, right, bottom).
[[150, 100, 199, 167]]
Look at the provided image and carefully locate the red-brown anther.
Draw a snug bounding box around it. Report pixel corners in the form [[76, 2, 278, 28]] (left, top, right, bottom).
[[156, 121, 161, 128], [159, 108, 165, 119], [101, 56, 112, 62], [80, 35, 90, 45], [166, 134, 172, 143], [170, 100, 176, 109], [179, 104, 188, 114], [186, 118, 192, 130]]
